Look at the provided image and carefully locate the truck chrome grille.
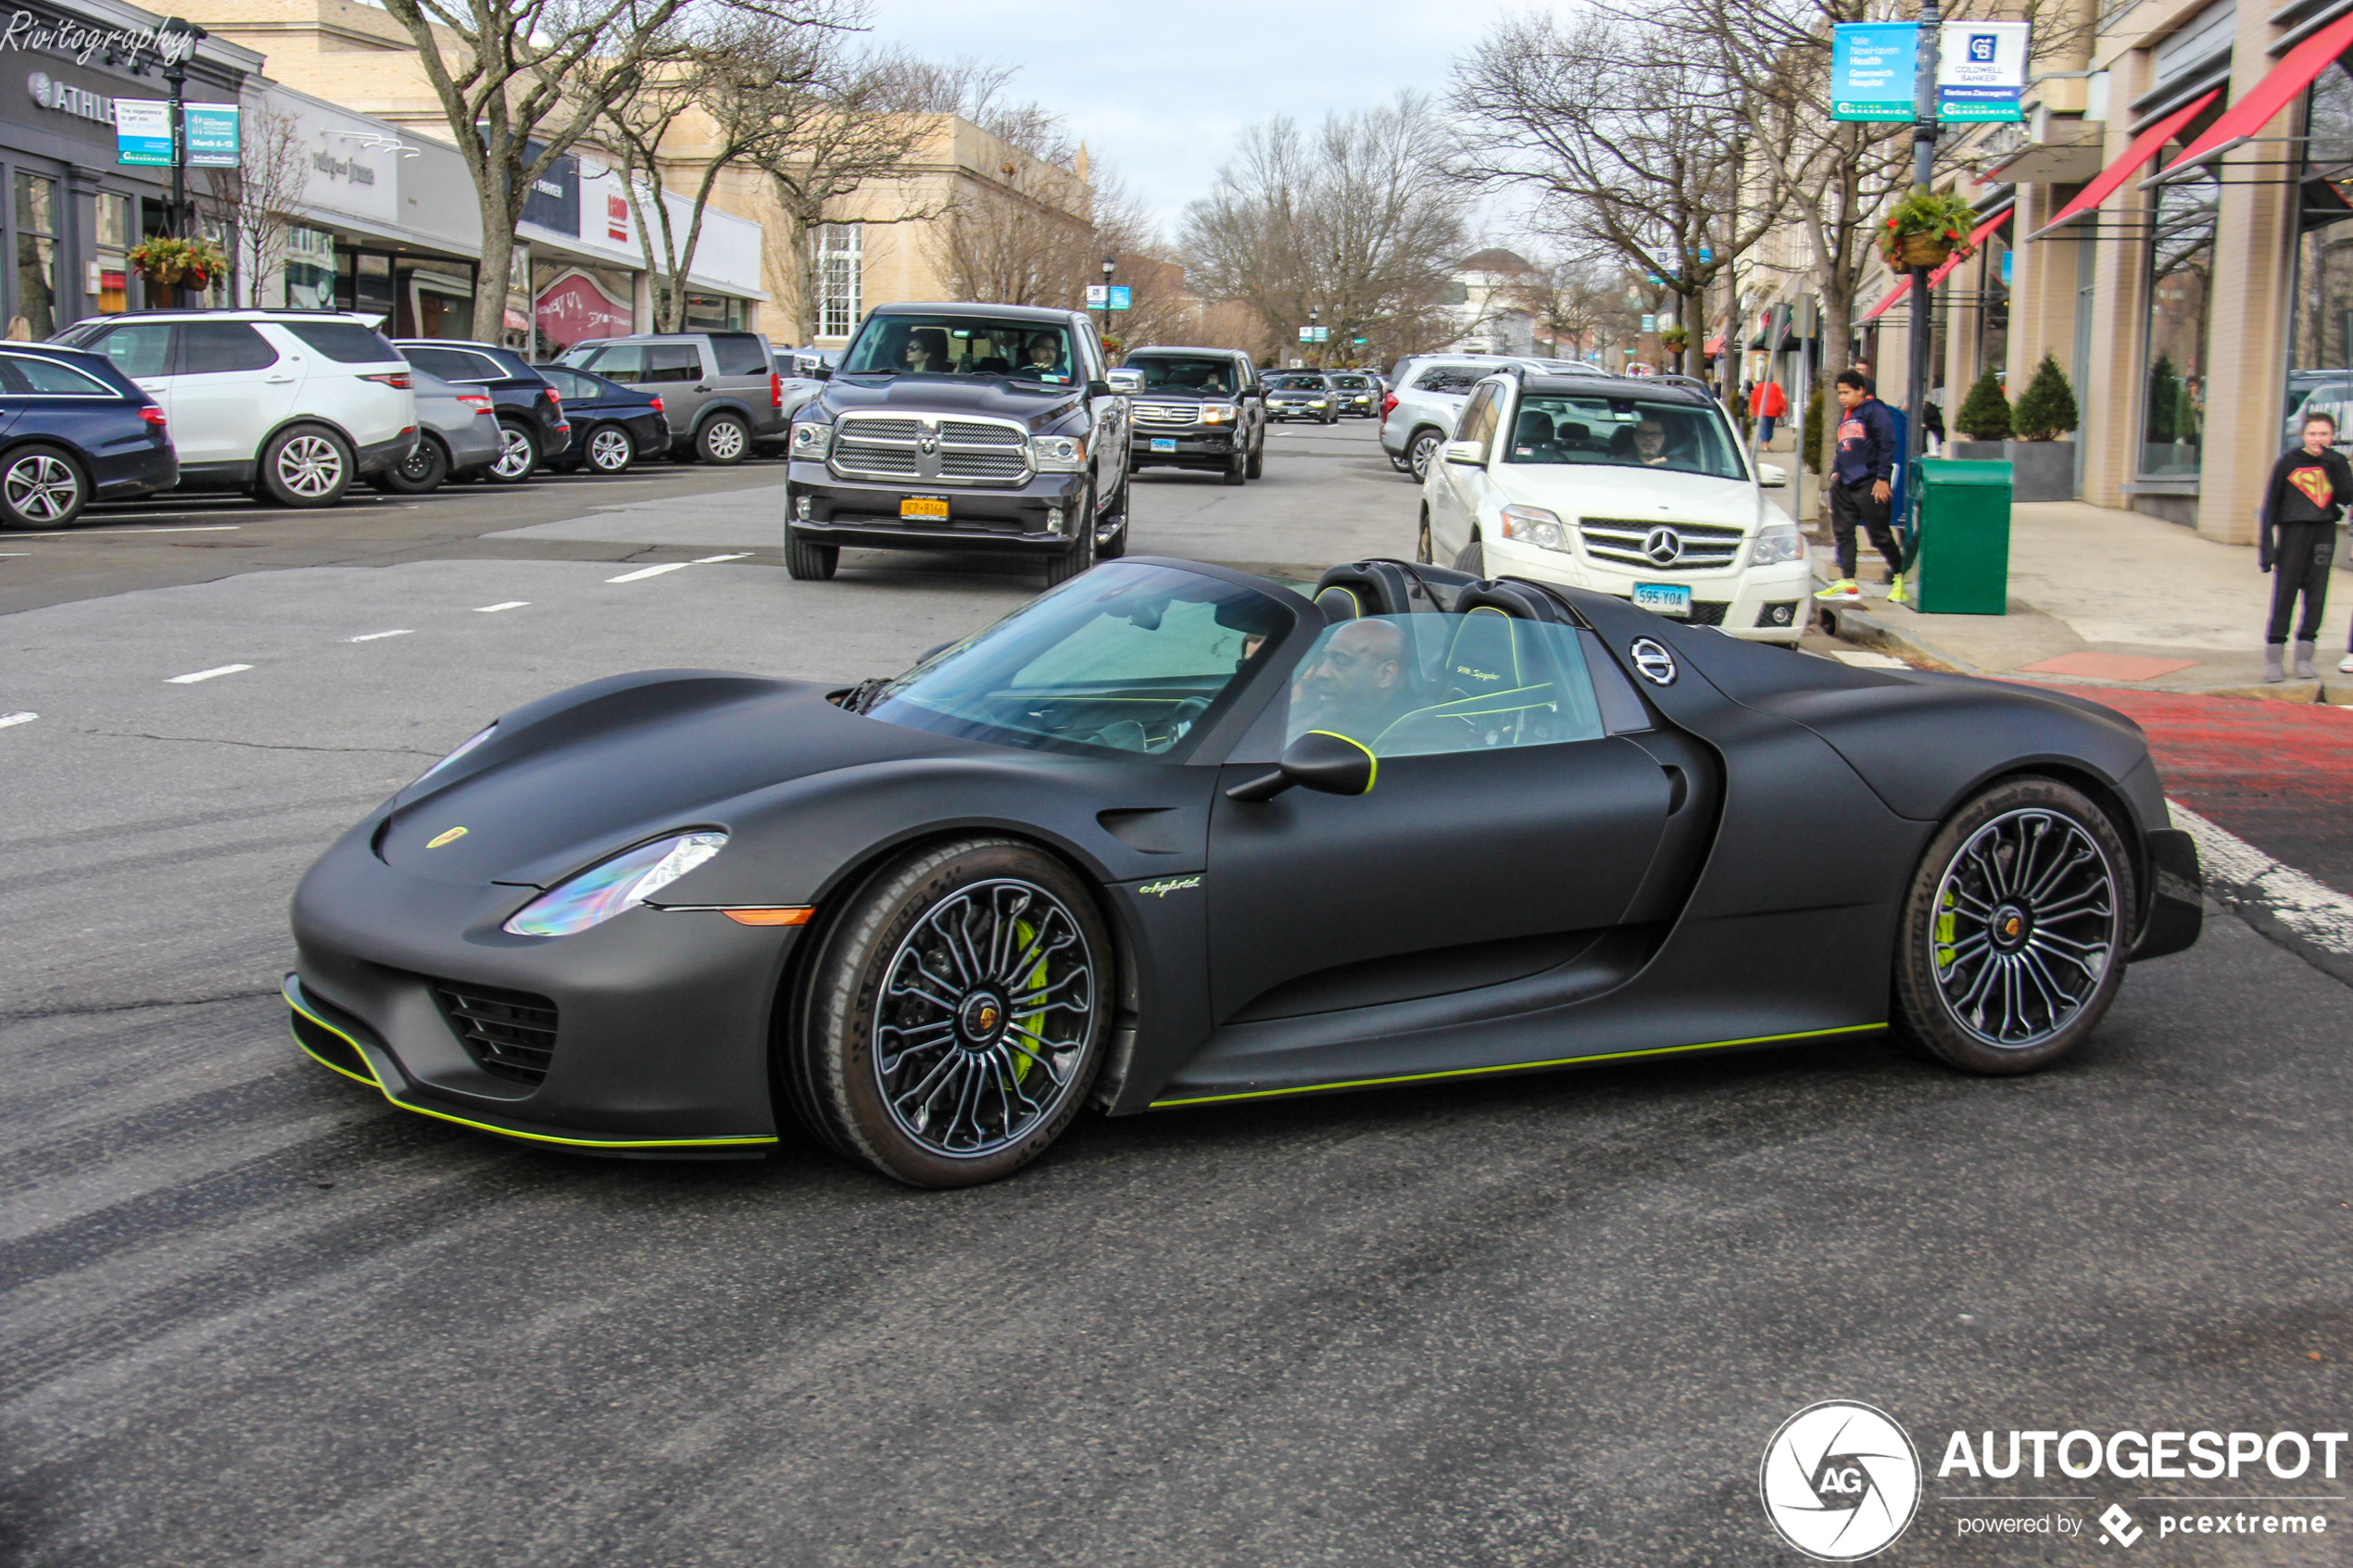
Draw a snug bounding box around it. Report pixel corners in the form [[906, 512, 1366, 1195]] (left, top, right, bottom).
[[829, 413, 1033, 487], [1579, 518, 1746, 572], [1132, 402, 1200, 427]]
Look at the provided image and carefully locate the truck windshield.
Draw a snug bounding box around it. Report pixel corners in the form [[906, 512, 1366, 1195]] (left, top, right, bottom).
[[1503, 395, 1746, 481], [842, 316, 1081, 386], [1126, 356, 1236, 395]]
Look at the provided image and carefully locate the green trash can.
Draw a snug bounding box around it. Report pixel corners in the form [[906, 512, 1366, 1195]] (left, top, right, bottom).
[[1908, 457, 2011, 615]]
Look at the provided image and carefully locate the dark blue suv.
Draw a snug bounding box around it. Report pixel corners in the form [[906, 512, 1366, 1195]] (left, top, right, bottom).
[[0, 343, 175, 529]]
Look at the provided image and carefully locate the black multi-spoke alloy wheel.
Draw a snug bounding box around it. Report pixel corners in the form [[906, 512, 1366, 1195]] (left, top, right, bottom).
[[1894, 777, 2134, 1074], [786, 838, 1112, 1187], [1409, 428, 1443, 481], [785, 522, 837, 580], [0, 444, 86, 529], [376, 433, 448, 495], [260, 423, 354, 507]]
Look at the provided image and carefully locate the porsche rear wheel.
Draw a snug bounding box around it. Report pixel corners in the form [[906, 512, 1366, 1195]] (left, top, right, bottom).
[[1893, 777, 2133, 1074], [786, 838, 1111, 1187]]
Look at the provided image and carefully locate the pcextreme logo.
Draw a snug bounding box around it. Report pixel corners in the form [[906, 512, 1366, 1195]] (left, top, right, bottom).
[[1136, 876, 1202, 898], [1761, 1401, 1923, 1561]]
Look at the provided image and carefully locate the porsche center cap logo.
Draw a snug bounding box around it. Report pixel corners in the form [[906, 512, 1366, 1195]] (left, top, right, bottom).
[[2002, 914, 2022, 939], [426, 826, 469, 848], [1643, 526, 1683, 565], [1629, 637, 1678, 686], [976, 1002, 1000, 1034]]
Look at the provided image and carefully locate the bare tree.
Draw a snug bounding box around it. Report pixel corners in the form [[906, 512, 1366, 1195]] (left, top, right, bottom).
[[1181, 94, 1469, 368], [1510, 257, 1646, 362], [201, 96, 307, 309], [377, 0, 711, 340]]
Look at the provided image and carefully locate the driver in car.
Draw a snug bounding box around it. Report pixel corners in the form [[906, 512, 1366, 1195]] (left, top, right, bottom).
[[1290, 619, 1414, 747], [1018, 333, 1067, 381]]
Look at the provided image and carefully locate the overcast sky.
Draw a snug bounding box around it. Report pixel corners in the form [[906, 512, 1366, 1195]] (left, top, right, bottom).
[[867, 0, 1535, 245]]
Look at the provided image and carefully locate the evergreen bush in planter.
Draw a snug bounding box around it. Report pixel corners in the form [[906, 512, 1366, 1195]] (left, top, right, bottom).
[[2011, 353, 2079, 441], [2003, 352, 2080, 499], [1954, 367, 2012, 441]]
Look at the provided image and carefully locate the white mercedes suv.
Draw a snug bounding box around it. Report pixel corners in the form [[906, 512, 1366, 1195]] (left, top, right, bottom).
[[1417, 372, 1809, 644]]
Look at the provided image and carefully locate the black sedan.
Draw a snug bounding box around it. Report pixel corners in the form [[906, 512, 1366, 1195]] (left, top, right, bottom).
[[0, 343, 175, 528], [286, 557, 2200, 1187], [535, 365, 670, 475], [393, 340, 570, 484]]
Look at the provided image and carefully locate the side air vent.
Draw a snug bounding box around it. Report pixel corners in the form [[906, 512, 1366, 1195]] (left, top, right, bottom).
[[433, 980, 560, 1086]]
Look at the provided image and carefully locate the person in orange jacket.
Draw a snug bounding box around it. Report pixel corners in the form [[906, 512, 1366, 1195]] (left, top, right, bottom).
[[1749, 378, 1789, 443]]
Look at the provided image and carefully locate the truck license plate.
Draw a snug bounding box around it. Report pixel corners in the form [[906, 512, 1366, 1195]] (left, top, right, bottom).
[[1151, 438, 1178, 452], [1631, 583, 1692, 617], [900, 496, 950, 521]]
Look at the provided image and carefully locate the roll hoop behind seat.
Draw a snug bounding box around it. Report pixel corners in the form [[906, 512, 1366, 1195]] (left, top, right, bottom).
[[1311, 558, 1481, 621]]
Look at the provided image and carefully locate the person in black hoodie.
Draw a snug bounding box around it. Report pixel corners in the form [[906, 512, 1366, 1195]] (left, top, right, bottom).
[[2259, 410, 2353, 681]]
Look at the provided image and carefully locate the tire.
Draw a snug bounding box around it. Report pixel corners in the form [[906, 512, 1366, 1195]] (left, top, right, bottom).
[[1222, 448, 1245, 485], [0, 444, 86, 529], [1043, 504, 1097, 587], [1416, 507, 1435, 565], [1245, 433, 1264, 479], [698, 413, 750, 465], [1453, 537, 1485, 575], [1892, 777, 2134, 1075], [259, 424, 353, 508], [785, 523, 838, 581], [1096, 479, 1129, 559], [1408, 428, 1444, 482], [1387, 443, 1414, 474], [376, 433, 448, 495], [585, 423, 635, 474], [784, 837, 1113, 1187], [487, 421, 538, 484]]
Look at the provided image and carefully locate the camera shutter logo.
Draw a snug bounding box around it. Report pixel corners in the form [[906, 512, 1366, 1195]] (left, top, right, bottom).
[[1759, 1400, 1921, 1561]]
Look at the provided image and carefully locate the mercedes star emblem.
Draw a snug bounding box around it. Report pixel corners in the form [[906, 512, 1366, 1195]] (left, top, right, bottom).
[[1629, 637, 1678, 686], [1642, 526, 1683, 565]]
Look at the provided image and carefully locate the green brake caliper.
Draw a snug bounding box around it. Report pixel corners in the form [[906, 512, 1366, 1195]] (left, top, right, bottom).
[[1004, 919, 1047, 1085], [1935, 888, 1957, 971]]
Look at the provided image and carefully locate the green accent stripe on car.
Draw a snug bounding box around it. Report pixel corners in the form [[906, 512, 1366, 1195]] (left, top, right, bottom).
[[283, 979, 778, 1150], [1147, 1023, 1888, 1109]]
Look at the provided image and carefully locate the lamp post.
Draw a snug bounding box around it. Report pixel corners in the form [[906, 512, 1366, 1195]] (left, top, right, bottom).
[[1899, 0, 1942, 596], [1308, 307, 1320, 369], [158, 18, 207, 242], [1100, 255, 1115, 342]]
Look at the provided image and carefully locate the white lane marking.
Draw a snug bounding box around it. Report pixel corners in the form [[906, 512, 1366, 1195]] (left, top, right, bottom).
[[475, 601, 530, 612], [1832, 650, 1907, 668], [7, 524, 243, 538], [0, 711, 35, 729], [166, 663, 253, 684], [2171, 799, 2353, 956], [607, 562, 691, 583], [692, 553, 752, 563], [346, 629, 414, 643]]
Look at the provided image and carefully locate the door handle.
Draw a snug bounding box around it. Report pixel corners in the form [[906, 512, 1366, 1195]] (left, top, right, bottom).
[[264, 374, 296, 383], [694, 383, 712, 392]]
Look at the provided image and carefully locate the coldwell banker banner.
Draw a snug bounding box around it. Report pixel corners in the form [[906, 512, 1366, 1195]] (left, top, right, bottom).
[[1938, 20, 2030, 122]]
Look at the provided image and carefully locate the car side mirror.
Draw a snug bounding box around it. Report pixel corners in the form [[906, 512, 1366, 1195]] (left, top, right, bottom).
[[1444, 439, 1486, 465], [1757, 461, 1788, 488], [1087, 379, 1114, 397], [1225, 731, 1378, 802], [1106, 370, 1142, 392], [809, 362, 832, 381]]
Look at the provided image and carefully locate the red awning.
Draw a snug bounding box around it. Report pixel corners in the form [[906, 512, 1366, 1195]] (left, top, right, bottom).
[[2146, 9, 2353, 188], [2021, 89, 2220, 239], [1703, 333, 1725, 356], [1859, 204, 2016, 322]]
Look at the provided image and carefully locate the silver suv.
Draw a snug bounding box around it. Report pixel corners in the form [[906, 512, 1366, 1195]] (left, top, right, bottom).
[[1380, 355, 1617, 480], [558, 331, 783, 464]]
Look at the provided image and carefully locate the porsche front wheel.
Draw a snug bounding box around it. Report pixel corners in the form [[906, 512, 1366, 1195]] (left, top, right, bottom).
[[1893, 777, 2133, 1074], [787, 838, 1112, 1187]]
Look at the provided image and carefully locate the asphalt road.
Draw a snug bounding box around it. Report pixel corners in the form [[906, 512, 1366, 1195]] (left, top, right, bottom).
[[6, 417, 2350, 1567]]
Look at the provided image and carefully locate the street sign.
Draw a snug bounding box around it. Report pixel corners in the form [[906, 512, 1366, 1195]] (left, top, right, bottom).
[[114, 99, 172, 167], [184, 104, 239, 168], [1641, 313, 1656, 332], [1085, 283, 1108, 306], [1353, 336, 1366, 345], [1831, 22, 1919, 120], [1937, 21, 2029, 121], [1107, 284, 1131, 310]]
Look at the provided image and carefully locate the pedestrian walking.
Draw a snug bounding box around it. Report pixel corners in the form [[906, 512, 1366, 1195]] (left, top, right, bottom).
[[1750, 378, 1788, 444], [1923, 396, 1945, 457], [1814, 370, 1900, 604], [2258, 410, 2353, 682]]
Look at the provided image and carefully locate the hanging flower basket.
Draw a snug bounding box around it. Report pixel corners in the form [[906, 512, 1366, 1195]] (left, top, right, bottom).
[[1877, 186, 1981, 271], [128, 235, 229, 291], [1658, 325, 1690, 354]]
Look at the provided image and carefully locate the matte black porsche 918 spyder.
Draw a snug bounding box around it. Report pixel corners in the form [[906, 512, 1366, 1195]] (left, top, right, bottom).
[[286, 557, 2202, 1187]]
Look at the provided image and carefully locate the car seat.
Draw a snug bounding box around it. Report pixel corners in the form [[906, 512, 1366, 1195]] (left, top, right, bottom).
[[974, 356, 1012, 374], [1312, 558, 1478, 618], [1512, 409, 1554, 451]]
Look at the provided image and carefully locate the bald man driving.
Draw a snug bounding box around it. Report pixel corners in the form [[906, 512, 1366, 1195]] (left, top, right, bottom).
[[1292, 618, 1414, 746]]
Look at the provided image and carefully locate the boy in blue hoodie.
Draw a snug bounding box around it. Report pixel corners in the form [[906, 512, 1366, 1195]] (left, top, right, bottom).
[[1814, 370, 1899, 603]]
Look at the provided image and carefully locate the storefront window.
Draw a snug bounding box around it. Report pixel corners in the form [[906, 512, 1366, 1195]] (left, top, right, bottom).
[[683, 292, 742, 332], [532, 259, 631, 354], [1977, 226, 2010, 383], [819, 223, 862, 339], [94, 194, 131, 315], [284, 227, 335, 310], [2141, 169, 2216, 478], [2287, 54, 2353, 453], [14, 172, 57, 338]]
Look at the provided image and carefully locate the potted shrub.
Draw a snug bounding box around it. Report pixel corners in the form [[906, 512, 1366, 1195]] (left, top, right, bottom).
[[127, 234, 228, 293], [1879, 186, 1981, 271], [1657, 323, 1690, 358], [1951, 366, 2011, 460], [2004, 352, 2079, 501]]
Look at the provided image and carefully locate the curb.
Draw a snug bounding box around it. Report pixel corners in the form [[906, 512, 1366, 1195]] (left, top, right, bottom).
[[1814, 601, 1984, 673], [2171, 801, 2353, 990]]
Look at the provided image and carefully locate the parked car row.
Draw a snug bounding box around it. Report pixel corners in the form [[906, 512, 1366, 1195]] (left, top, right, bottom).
[[3, 312, 812, 528]]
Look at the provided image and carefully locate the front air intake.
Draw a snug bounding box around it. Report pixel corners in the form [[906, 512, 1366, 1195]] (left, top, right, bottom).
[[433, 980, 560, 1085]]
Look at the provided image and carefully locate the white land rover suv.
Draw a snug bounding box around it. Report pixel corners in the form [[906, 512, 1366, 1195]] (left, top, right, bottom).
[[53, 310, 417, 508], [1418, 372, 1809, 644]]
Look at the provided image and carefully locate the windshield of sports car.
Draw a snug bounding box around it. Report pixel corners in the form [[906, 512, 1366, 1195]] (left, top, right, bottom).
[[1285, 612, 1605, 758], [840, 315, 1082, 386], [1503, 395, 1746, 480], [865, 563, 1295, 759], [1126, 356, 1238, 395]]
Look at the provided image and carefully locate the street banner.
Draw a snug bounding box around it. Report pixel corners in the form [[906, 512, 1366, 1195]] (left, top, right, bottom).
[[113, 98, 171, 166], [184, 103, 240, 168], [1937, 21, 2030, 120], [1085, 283, 1108, 306], [1831, 22, 1919, 120], [1108, 285, 1131, 310]]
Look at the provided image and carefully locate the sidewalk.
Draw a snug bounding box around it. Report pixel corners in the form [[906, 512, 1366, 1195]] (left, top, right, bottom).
[[1813, 498, 2353, 700]]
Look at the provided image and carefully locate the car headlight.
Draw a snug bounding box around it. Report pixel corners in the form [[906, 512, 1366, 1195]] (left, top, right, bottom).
[[1199, 404, 1238, 424], [1751, 523, 1806, 566], [413, 722, 496, 786], [502, 832, 727, 937], [789, 420, 831, 458], [1499, 505, 1572, 553], [1309, 398, 1327, 406], [1030, 433, 1088, 471]]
